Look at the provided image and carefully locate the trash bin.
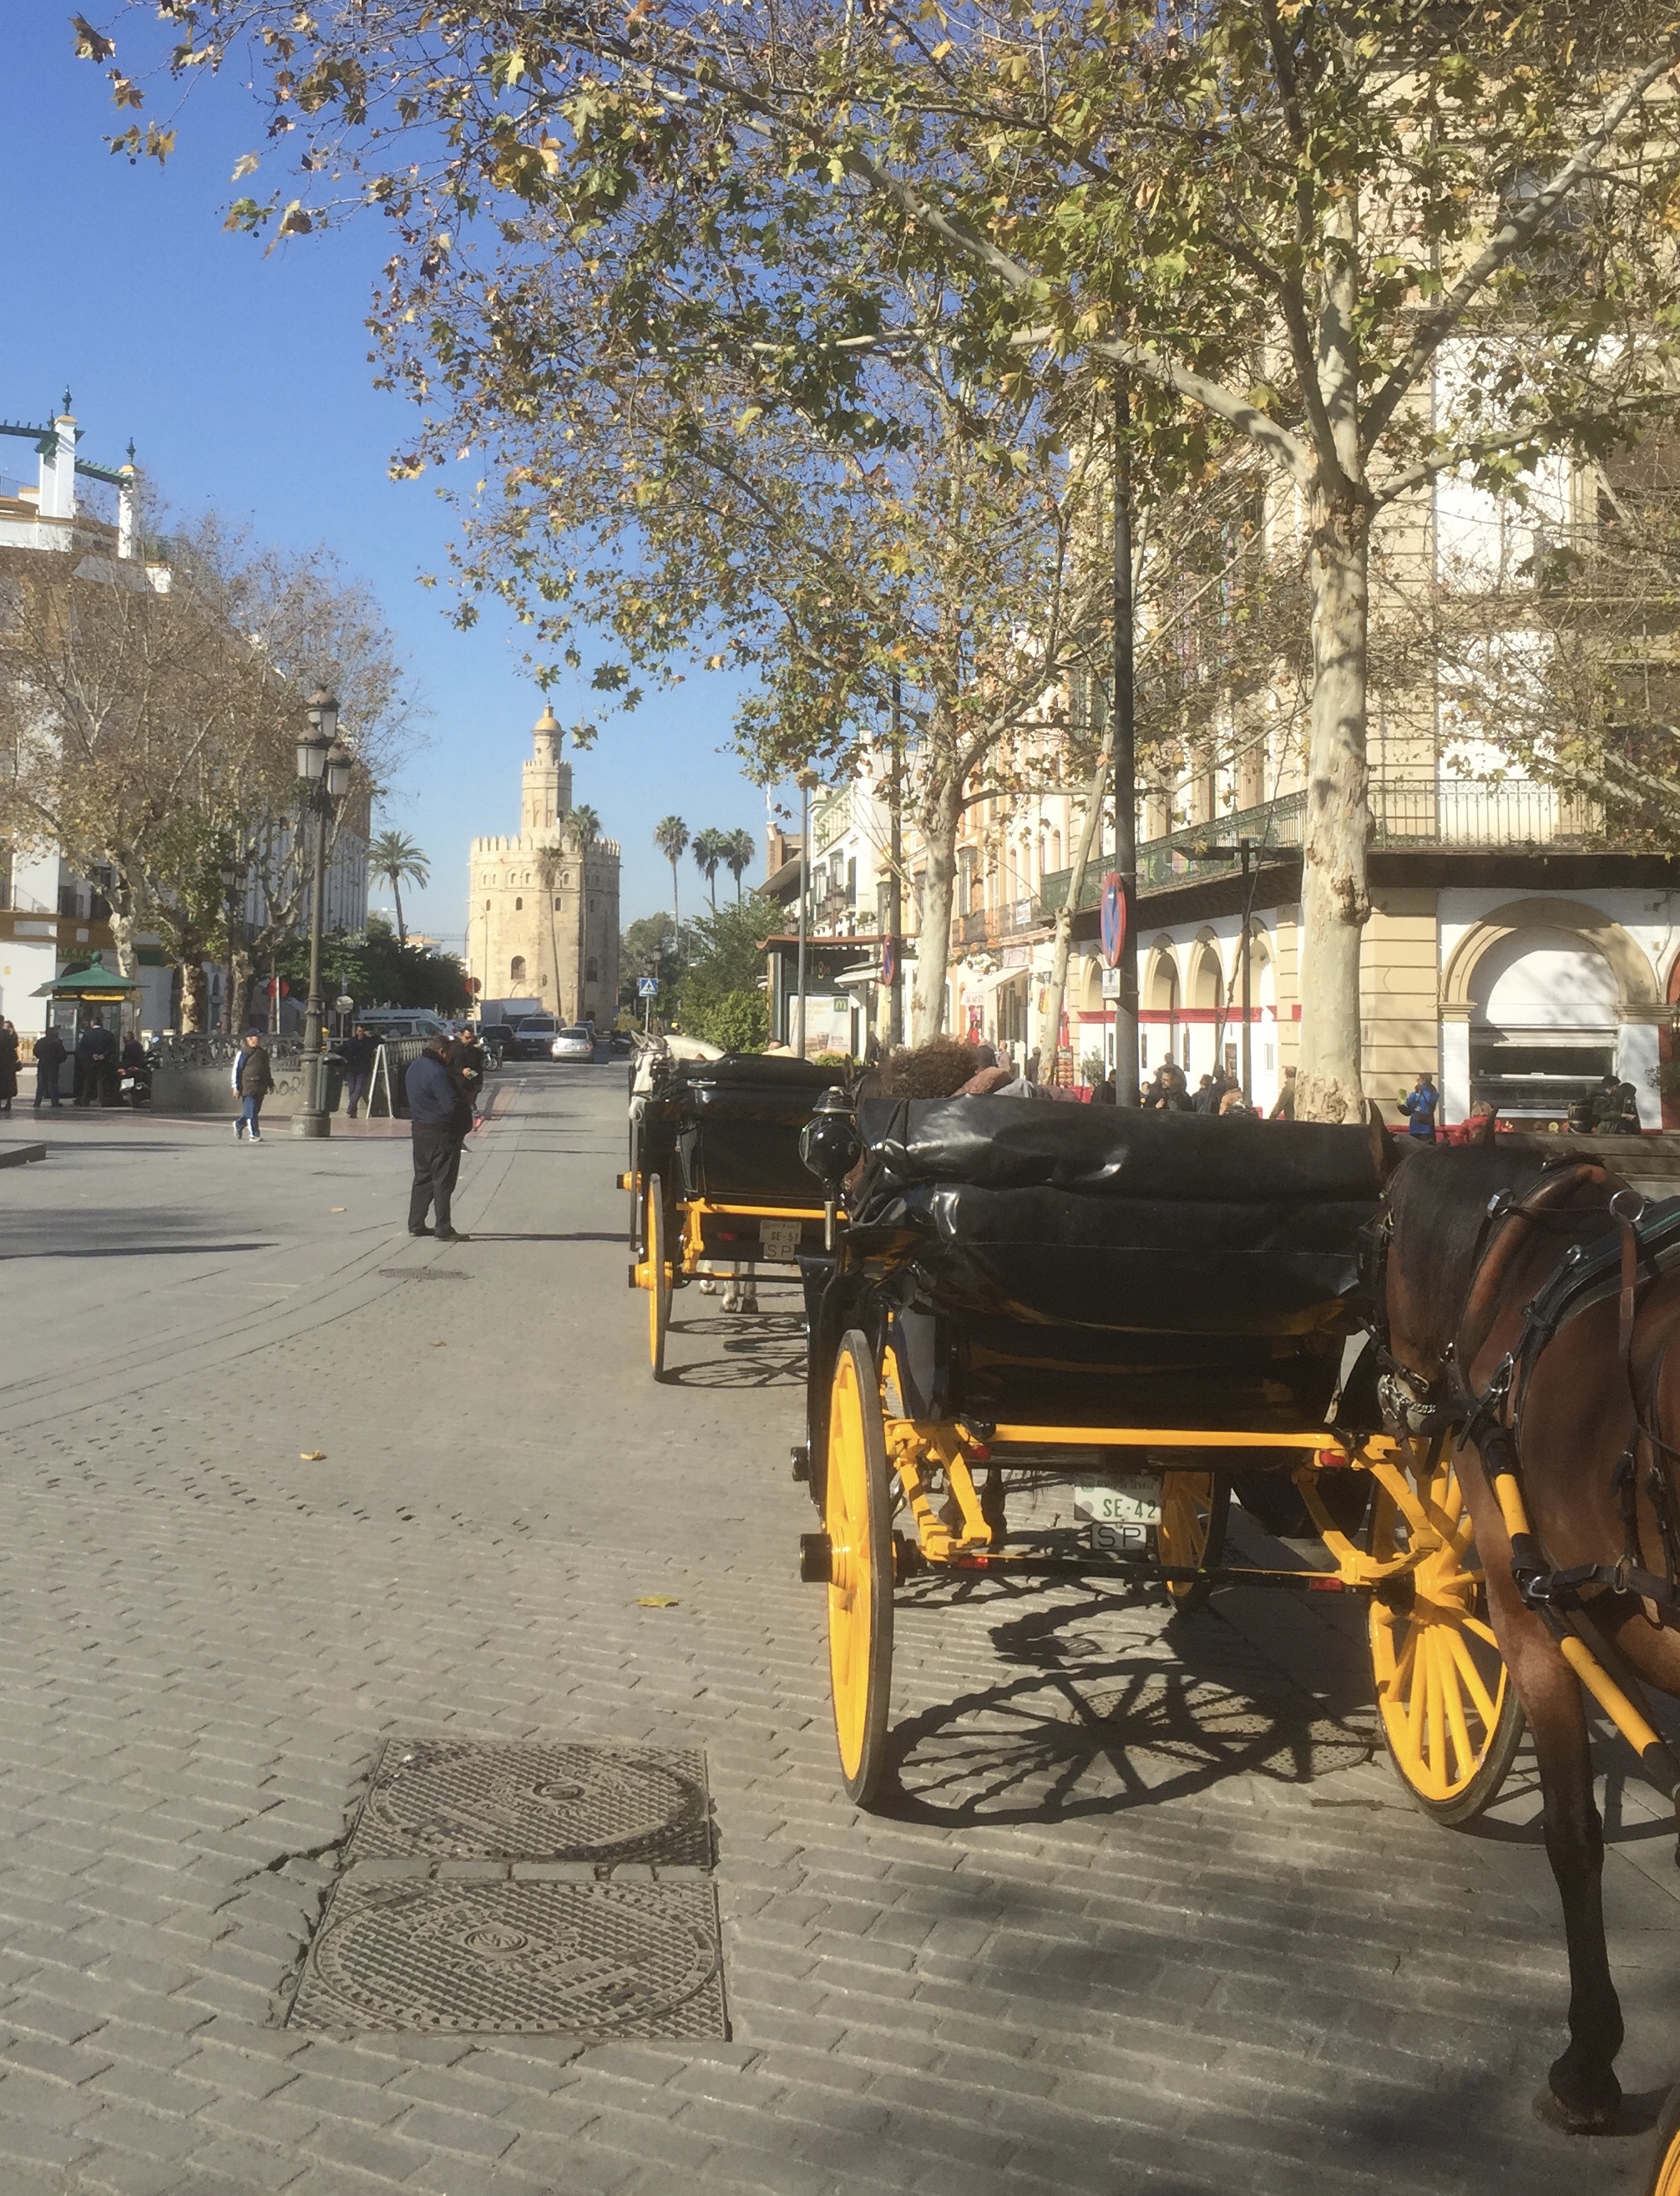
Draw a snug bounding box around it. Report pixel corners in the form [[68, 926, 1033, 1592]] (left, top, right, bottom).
[[323, 1051, 347, 1113]]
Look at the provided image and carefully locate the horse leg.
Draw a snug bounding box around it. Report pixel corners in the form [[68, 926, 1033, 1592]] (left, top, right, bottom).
[[1526, 1642, 1623, 2128], [1466, 1466, 1624, 2128]]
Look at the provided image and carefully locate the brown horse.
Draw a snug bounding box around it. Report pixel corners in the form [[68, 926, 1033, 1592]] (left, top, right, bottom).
[[1382, 1130, 1680, 2133]]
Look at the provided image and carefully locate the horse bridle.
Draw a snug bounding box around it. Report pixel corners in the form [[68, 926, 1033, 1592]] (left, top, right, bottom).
[[1375, 1160, 1680, 1634]]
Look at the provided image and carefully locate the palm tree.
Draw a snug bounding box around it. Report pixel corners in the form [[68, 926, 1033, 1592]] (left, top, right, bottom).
[[721, 827, 757, 903], [653, 815, 688, 944], [567, 807, 602, 1016], [691, 827, 727, 913], [369, 830, 429, 947]]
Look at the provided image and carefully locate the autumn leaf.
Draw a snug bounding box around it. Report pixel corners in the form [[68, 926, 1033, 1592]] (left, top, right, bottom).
[[231, 151, 261, 181], [636, 1594, 681, 1607], [71, 15, 115, 63]]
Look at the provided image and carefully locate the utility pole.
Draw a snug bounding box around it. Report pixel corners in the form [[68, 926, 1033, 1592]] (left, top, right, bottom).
[[888, 677, 903, 1049], [1113, 374, 1140, 1106]]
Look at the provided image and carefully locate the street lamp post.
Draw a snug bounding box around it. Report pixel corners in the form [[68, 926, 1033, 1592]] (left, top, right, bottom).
[[292, 691, 354, 1140], [219, 854, 243, 1038]]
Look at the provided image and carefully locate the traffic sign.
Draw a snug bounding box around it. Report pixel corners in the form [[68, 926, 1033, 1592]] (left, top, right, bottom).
[[1099, 873, 1128, 969], [466, 976, 481, 994], [637, 976, 660, 998], [881, 939, 897, 988]]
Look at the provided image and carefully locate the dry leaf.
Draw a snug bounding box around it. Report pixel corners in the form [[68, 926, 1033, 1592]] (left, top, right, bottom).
[[299, 1450, 326, 1461], [636, 1595, 680, 1608], [329, 1207, 346, 1213]]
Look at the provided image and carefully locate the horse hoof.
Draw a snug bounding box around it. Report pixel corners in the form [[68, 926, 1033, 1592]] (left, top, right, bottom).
[[1534, 2082, 1620, 2136]]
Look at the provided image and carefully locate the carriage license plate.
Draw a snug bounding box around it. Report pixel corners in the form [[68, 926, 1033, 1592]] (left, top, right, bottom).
[[760, 1219, 801, 1262], [1075, 1478, 1161, 1526]]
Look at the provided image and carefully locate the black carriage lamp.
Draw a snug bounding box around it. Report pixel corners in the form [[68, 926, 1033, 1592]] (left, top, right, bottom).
[[800, 1086, 863, 1252]]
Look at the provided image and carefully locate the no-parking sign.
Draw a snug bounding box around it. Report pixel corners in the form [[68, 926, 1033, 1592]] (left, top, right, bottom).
[[1099, 873, 1128, 969]]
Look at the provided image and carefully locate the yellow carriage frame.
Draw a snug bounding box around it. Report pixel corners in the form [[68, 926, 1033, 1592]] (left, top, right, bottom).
[[624, 1169, 832, 1379], [811, 1328, 1671, 1817]]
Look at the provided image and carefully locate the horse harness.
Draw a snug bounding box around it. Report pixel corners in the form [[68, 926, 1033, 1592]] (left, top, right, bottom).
[[1374, 1163, 1680, 1637]]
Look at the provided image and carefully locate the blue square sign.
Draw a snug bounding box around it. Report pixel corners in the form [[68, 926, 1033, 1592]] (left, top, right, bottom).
[[637, 977, 660, 998]]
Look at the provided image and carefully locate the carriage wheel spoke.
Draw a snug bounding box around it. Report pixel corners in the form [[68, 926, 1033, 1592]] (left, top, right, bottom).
[[1440, 1632, 1478, 1776], [1444, 1625, 1500, 1731]]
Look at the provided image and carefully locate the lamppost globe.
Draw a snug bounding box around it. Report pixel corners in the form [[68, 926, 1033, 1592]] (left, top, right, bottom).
[[324, 741, 355, 802]]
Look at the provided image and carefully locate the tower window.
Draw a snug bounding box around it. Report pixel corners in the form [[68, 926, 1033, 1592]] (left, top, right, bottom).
[[586, 957, 600, 983], [515, 896, 523, 909], [510, 955, 526, 982], [554, 896, 563, 910]]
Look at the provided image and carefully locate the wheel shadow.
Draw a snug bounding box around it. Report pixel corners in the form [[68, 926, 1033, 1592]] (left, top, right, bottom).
[[662, 1308, 807, 1390], [869, 1590, 1374, 1827]]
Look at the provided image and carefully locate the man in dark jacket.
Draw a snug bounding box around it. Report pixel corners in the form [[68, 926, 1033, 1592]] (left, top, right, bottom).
[[405, 1037, 473, 1240], [234, 1030, 274, 1141], [33, 1027, 66, 1110], [340, 1025, 376, 1119], [73, 1019, 116, 1107]]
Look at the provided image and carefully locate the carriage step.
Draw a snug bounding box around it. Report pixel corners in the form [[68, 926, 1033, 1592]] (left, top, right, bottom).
[[790, 1443, 811, 1484]]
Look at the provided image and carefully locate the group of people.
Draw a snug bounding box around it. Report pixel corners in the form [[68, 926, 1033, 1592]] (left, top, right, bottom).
[[1136, 1061, 1261, 1116], [0, 1016, 148, 1113]]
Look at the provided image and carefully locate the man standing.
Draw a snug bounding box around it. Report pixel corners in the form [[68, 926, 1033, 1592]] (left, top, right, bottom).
[[234, 1030, 274, 1141], [1399, 1071, 1440, 1142], [341, 1024, 376, 1119], [405, 1035, 473, 1241], [74, 1017, 116, 1107], [32, 1026, 66, 1111]]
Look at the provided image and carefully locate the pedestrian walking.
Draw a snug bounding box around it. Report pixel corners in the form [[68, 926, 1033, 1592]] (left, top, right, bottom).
[[341, 1024, 376, 1119], [1399, 1071, 1440, 1142], [1268, 1066, 1298, 1120], [453, 1028, 488, 1126], [233, 1031, 274, 1141], [32, 1026, 65, 1110], [1090, 1071, 1117, 1106], [405, 1035, 473, 1241], [0, 1019, 18, 1114], [73, 1018, 116, 1107]]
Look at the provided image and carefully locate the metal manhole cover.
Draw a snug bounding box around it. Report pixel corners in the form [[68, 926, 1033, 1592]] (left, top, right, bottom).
[[347, 1740, 713, 1867], [287, 1875, 726, 2038], [377, 1268, 469, 1280]]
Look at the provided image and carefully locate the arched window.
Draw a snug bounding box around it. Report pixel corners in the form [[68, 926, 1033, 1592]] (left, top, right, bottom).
[[483, 900, 490, 911], [514, 896, 523, 910], [510, 955, 526, 982], [586, 957, 600, 982]]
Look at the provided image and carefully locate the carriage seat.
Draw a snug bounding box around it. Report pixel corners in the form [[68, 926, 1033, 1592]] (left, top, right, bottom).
[[852, 1097, 1382, 1336]]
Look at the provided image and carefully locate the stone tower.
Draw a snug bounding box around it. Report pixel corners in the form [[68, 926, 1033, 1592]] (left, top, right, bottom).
[[467, 704, 621, 1023]]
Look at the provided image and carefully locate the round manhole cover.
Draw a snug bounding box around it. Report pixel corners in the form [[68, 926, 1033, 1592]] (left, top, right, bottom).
[[348, 1740, 711, 1866], [296, 1878, 724, 2037]]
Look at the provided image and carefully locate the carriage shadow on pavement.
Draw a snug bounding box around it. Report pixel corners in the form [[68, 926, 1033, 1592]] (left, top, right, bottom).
[[663, 1308, 809, 1389], [870, 1585, 1378, 1828]]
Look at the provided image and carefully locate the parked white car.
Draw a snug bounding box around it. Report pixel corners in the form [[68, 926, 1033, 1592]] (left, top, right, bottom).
[[549, 1026, 597, 1061]]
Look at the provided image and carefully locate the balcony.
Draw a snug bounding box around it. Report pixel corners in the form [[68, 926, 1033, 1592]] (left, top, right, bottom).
[[1036, 777, 1603, 915]]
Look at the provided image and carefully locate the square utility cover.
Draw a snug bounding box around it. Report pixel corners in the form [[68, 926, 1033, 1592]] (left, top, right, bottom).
[[288, 1875, 726, 2039], [346, 1739, 713, 1868]]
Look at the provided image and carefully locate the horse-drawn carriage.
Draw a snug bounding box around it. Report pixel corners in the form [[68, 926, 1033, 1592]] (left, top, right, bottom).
[[794, 1094, 1520, 1812], [624, 1050, 839, 1379], [796, 1087, 1680, 2176]]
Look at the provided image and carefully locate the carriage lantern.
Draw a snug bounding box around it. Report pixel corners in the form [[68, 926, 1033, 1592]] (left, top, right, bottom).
[[800, 1087, 862, 1249]]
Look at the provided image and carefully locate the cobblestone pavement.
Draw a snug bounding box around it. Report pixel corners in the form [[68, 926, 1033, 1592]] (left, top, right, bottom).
[[3, 1071, 1679, 2195]]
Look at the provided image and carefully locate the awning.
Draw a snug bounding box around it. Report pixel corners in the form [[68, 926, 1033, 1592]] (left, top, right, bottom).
[[832, 964, 882, 989], [960, 965, 1031, 999], [31, 952, 140, 1002]]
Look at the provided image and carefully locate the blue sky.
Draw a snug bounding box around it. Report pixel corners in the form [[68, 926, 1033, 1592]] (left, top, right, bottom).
[[0, 13, 777, 945]]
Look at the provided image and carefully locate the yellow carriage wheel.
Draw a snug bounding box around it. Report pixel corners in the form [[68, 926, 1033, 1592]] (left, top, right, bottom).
[[646, 1173, 670, 1383], [824, 1329, 894, 1808], [1156, 1471, 1229, 1615], [1368, 1448, 1524, 1824]]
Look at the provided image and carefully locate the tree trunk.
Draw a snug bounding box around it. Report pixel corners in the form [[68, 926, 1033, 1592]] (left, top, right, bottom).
[[178, 953, 210, 1034], [108, 907, 139, 980], [1039, 747, 1109, 1085], [229, 947, 254, 1035], [911, 768, 961, 1045], [392, 877, 407, 946], [1296, 486, 1372, 1124]]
